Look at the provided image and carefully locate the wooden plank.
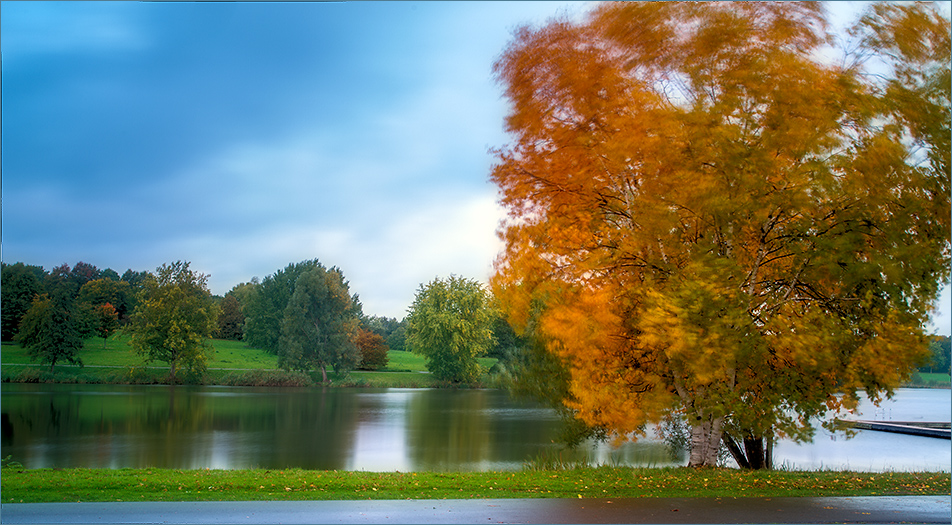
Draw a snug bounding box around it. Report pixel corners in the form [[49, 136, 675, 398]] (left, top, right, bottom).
[[840, 420, 951, 439]]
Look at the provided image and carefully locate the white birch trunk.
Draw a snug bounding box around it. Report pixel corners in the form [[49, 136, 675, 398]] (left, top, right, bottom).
[[687, 414, 724, 467]]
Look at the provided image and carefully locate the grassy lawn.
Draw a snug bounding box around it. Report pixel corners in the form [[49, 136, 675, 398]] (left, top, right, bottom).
[[1, 337, 498, 387], [0, 335, 280, 370], [1, 467, 947, 503], [382, 349, 428, 372], [910, 372, 952, 387]]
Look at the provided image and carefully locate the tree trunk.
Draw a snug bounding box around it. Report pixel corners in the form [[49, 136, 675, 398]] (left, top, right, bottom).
[[744, 437, 766, 470], [320, 365, 328, 384], [169, 361, 177, 384], [723, 432, 774, 470], [722, 432, 750, 469], [687, 415, 724, 467]]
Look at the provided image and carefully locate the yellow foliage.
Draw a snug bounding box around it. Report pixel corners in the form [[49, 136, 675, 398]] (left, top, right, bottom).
[[490, 2, 949, 464]]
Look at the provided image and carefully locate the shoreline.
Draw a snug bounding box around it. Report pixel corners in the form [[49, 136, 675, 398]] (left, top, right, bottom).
[[2, 363, 948, 390]]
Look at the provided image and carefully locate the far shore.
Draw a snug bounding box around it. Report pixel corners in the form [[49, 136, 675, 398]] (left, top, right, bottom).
[[2, 337, 948, 389]]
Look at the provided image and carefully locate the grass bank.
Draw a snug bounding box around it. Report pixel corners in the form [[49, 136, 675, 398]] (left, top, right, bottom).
[[907, 372, 952, 388], [1, 337, 499, 388], [1, 467, 948, 503]]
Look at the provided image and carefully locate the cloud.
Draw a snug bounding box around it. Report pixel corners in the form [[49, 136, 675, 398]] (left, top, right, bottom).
[[930, 286, 951, 336], [4, 0, 945, 331], [161, 191, 504, 320], [0, 2, 148, 61]]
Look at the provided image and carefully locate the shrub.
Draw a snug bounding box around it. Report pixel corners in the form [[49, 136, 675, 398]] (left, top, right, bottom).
[[355, 329, 389, 370], [218, 370, 314, 387]]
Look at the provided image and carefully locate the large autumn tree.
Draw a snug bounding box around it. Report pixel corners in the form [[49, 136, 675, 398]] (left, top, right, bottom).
[[491, 2, 950, 468], [128, 261, 220, 382]]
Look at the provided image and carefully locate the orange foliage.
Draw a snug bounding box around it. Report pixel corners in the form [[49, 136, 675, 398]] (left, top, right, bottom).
[[491, 2, 949, 467], [355, 329, 389, 371]]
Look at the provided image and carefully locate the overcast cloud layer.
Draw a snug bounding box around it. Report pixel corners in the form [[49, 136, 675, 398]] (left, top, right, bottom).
[[2, 1, 949, 334]]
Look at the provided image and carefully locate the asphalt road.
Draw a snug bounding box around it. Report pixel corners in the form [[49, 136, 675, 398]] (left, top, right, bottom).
[[2, 496, 949, 524]]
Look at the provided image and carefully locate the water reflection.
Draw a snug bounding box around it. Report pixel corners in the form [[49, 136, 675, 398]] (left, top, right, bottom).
[[1, 385, 598, 471], [1, 384, 947, 471], [774, 389, 952, 471]]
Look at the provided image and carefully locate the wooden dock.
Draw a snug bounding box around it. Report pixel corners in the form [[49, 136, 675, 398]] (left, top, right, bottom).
[[839, 420, 951, 439]]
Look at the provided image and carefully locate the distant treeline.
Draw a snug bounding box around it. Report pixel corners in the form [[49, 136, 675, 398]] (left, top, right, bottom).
[[0, 260, 517, 361], [921, 335, 951, 375], [0, 260, 405, 352]]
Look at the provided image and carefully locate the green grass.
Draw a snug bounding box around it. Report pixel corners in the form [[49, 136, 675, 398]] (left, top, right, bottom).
[[380, 350, 428, 372], [1, 335, 280, 370], [908, 372, 951, 388], [1, 337, 498, 388], [1, 467, 947, 503]]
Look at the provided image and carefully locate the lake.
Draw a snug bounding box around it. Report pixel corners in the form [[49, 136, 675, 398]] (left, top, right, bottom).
[[1, 384, 948, 472]]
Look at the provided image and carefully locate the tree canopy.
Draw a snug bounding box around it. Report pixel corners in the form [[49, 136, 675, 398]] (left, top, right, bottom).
[[127, 261, 220, 382], [277, 263, 362, 383], [244, 260, 324, 353], [16, 293, 85, 373], [1, 262, 45, 341], [491, 1, 950, 468], [406, 276, 495, 383], [215, 293, 245, 341], [355, 328, 389, 371]]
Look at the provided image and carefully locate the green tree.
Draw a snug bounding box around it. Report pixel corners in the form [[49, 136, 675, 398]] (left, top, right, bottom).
[[77, 278, 134, 323], [44, 261, 101, 304], [491, 2, 950, 468], [361, 315, 406, 352], [120, 269, 150, 315], [489, 314, 521, 359], [406, 276, 495, 383], [386, 324, 407, 353], [120, 269, 150, 289], [128, 261, 220, 382], [921, 336, 951, 374], [228, 280, 258, 312], [100, 268, 121, 281], [1, 262, 46, 341], [278, 264, 362, 383], [362, 315, 401, 337], [215, 293, 245, 340], [16, 294, 84, 373], [244, 261, 323, 353]]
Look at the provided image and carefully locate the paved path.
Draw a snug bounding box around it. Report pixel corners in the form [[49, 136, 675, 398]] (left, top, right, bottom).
[[2, 497, 949, 524]]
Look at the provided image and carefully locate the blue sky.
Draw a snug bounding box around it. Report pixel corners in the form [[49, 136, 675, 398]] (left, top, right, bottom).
[[2, 1, 949, 333]]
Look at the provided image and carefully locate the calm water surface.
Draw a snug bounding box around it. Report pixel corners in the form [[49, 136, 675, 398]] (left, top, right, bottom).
[[1, 384, 947, 471]]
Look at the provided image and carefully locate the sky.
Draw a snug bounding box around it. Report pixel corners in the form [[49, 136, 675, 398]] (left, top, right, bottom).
[[1, 1, 949, 334]]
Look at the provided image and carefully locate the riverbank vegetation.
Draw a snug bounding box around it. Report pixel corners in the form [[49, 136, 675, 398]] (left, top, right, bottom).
[[0, 336, 501, 388], [2, 334, 947, 389], [1, 259, 509, 387], [2, 466, 948, 503]]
